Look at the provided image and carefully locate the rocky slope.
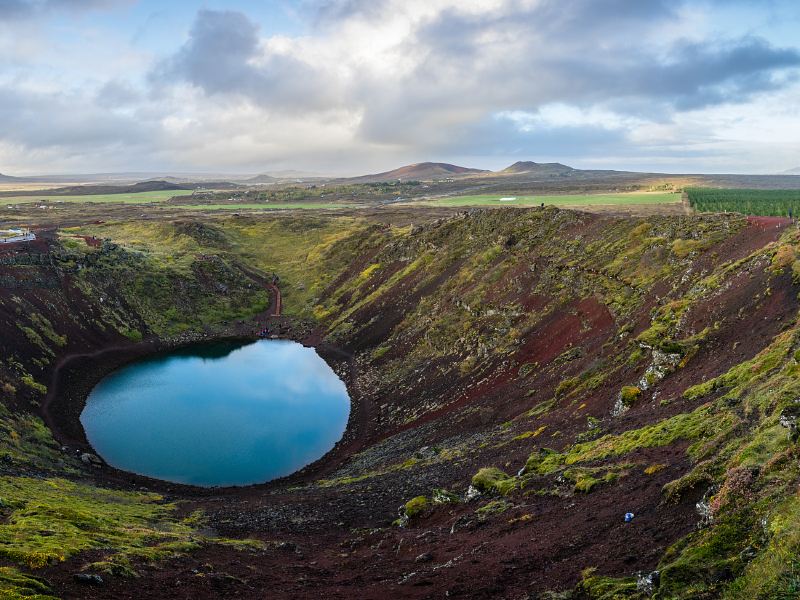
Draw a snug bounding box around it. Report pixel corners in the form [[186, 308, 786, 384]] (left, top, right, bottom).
[[1, 208, 800, 598]]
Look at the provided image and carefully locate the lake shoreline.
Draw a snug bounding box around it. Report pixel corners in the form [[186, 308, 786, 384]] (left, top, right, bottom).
[[41, 321, 369, 497]]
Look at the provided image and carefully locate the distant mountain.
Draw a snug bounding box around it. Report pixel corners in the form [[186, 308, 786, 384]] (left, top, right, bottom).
[[245, 174, 279, 184], [0, 173, 25, 182], [0, 180, 191, 198], [348, 162, 490, 183], [501, 161, 575, 175], [783, 167, 800, 175], [0, 172, 257, 185], [264, 170, 326, 179]]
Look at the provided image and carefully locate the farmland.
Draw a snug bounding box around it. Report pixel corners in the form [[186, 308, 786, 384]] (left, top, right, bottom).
[[2, 190, 195, 204], [412, 191, 679, 207], [687, 187, 800, 216], [173, 202, 357, 211]]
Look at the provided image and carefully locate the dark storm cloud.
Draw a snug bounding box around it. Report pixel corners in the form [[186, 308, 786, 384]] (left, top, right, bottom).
[[647, 38, 800, 109], [152, 9, 338, 112]]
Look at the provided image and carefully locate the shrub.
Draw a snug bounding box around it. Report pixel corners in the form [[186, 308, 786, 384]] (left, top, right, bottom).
[[620, 386, 642, 407], [772, 245, 796, 271], [122, 328, 143, 342], [672, 239, 704, 258], [20, 376, 46, 395]]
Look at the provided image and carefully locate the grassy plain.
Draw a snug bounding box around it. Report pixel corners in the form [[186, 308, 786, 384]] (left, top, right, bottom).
[[3, 190, 195, 204], [411, 191, 679, 207], [174, 202, 357, 211]]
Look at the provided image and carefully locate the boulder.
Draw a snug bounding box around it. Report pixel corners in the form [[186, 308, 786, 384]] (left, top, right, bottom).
[[80, 453, 102, 467], [74, 574, 104, 586], [779, 404, 800, 440]]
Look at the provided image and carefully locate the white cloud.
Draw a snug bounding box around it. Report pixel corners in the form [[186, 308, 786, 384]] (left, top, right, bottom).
[[1, 0, 800, 174]]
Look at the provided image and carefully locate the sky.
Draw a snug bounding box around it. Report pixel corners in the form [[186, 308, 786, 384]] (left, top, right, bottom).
[[1, 0, 800, 176]]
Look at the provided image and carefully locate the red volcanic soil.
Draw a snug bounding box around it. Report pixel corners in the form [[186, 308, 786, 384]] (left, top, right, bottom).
[[15, 210, 800, 599]]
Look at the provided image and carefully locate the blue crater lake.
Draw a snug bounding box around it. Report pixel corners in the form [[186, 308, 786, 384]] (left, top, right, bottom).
[[80, 340, 350, 487]]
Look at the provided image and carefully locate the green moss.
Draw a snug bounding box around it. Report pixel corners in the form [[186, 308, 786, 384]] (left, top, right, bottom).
[[576, 568, 643, 599], [524, 448, 565, 475], [733, 424, 788, 470], [0, 477, 197, 569], [404, 496, 429, 519], [0, 477, 273, 578], [672, 238, 707, 258], [563, 466, 627, 493], [357, 263, 381, 281], [725, 495, 800, 599], [471, 467, 516, 495], [644, 463, 667, 475], [27, 313, 66, 348], [658, 513, 753, 597], [683, 330, 792, 402], [475, 499, 511, 518], [0, 413, 68, 472], [431, 488, 460, 504], [662, 465, 715, 505], [122, 328, 143, 342], [0, 567, 55, 599], [316, 447, 461, 488], [19, 376, 46, 395], [619, 385, 642, 408], [372, 345, 390, 359], [555, 376, 580, 397], [514, 426, 547, 440], [525, 399, 556, 418], [525, 403, 724, 476]]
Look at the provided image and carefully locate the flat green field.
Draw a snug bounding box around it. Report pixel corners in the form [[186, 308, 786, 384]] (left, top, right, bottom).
[[2, 190, 195, 204], [412, 191, 679, 207], [175, 202, 357, 211]]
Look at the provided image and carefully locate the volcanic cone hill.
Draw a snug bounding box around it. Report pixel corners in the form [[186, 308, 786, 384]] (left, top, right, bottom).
[[344, 162, 491, 183], [2, 208, 800, 598]]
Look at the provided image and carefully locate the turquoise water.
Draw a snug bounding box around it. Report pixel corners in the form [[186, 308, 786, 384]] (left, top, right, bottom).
[[80, 340, 350, 487]]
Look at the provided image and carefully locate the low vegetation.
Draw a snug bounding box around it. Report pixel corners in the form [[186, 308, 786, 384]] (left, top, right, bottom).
[[2, 205, 800, 597], [687, 187, 800, 216]]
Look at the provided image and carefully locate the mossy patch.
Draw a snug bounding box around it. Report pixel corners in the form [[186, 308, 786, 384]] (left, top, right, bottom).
[[403, 496, 429, 519], [471, 467, 516, 495], [576, 567, 643, 599], [0, 567, 55, 599], [475, 499, 511, 518], [0, 477, 197, 569]]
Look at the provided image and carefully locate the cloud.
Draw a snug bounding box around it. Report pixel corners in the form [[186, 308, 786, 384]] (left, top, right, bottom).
[[151, 9, 341, 113], [0, 0, 31, 20], [152, 4, 799, 156], [1, 1, 799, 174], [0, 0, 130, 20], [0, 84, 152, 152]]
